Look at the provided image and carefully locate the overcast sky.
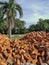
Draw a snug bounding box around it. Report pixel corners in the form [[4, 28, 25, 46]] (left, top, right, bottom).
[[0, 0, 49, 27]]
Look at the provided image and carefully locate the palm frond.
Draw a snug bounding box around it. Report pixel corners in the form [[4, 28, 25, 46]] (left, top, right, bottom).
[[16, 4, 23, 18], [0, 3, 9, 17], [2, 4, 8, 14], [0, 6, 7, 19], [0, 1, 8, 5], [9, 0, 14, 3]]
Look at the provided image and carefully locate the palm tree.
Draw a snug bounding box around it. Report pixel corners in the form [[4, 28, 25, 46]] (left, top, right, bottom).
[[0, 0, 23, 38]]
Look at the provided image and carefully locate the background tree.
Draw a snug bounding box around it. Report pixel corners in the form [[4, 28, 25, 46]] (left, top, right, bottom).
[[28, 24, 36, 32], [0, 0, 23, 38], [28, 18, 49, 32], [12, 18, 28, 34], [37, 19, 49, 32]]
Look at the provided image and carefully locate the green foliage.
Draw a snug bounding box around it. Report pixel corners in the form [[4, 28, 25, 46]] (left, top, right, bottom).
[[15, 18, 25, 29], [12, 19, 28, 34], [37, 19, 49, 32], [0, 20, 7, 33], [29, 24, 36, 32], [0, 18, 27, 34], [1, 17, 49, 34], [0, 0, 23, 37], [0, 0, 23, 19], [28, 19, 49, 32]]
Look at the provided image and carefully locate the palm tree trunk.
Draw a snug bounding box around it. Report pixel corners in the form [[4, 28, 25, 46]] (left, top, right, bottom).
[[7, 20, 12, 38]]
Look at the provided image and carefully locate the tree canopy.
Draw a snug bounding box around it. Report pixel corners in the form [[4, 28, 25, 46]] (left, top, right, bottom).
[[0, 0, 23, 38], [28, 19, 49, 32]]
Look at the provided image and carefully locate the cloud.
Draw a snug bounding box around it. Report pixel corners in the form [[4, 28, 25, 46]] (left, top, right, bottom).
[[15, 0, 25, 4], [21, 0, 49, 27]]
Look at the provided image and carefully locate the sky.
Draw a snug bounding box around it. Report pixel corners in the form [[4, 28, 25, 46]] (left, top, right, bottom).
[[0, 0, 49, 28]]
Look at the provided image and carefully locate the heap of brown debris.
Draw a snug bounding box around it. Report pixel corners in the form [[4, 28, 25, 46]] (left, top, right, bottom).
[[0, 31, 49, 65]]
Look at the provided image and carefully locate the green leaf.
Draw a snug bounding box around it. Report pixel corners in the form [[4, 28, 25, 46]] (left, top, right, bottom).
[[16, 4, 23, 18], [0, 1, 8, 5]]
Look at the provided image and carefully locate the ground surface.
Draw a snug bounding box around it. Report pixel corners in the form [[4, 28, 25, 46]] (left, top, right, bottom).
[[11, 34, 26, 40]]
